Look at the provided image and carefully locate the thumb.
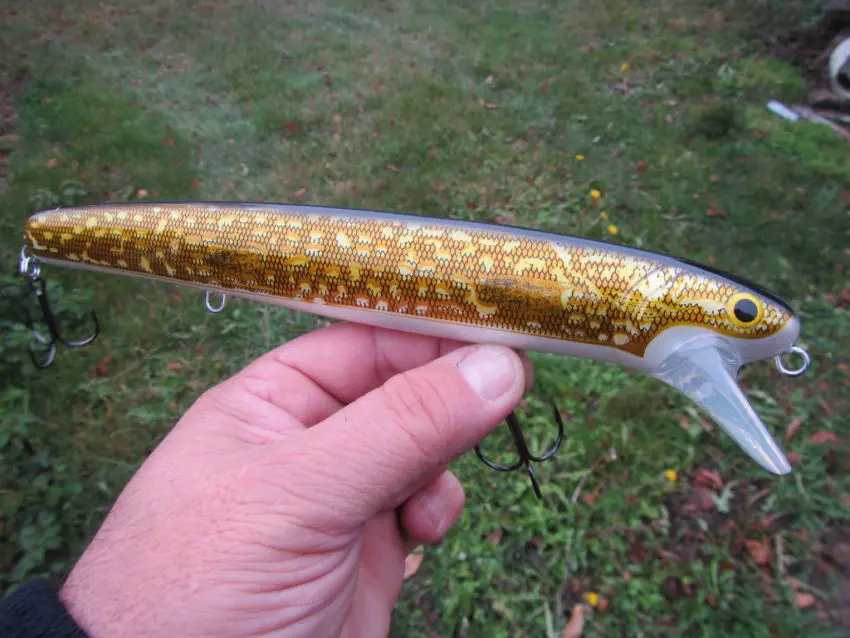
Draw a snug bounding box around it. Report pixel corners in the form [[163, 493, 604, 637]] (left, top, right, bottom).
[[270, 344, 528, 525]]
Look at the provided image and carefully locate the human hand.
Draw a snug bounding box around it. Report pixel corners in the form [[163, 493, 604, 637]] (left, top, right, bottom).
[[59, 322, 532, 637]]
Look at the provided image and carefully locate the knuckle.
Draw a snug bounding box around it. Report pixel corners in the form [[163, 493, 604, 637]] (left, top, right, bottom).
[[379, 372, 454, 461]]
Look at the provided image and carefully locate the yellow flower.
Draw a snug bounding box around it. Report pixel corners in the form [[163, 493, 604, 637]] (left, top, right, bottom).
[[600, 211, 608, 220], [576, 154, 584, 161], [607, 224, 618, 235], [665, 469, 678, 482], [585, 592, 599, 607], [590, 189, 601, 199], [621, 63, 629, 72]]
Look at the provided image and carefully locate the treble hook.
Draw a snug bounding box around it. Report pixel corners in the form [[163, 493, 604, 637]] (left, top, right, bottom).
[[474, 404, 565, 500], [18, 246, 99, 368]]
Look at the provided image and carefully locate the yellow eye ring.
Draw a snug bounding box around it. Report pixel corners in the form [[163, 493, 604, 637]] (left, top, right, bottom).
[[726, 293, 764, 327]]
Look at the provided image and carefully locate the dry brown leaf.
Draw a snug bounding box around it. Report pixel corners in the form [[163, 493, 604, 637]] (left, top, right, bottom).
[[167, 361, 184, 372], [485, 529, 503, 547], [45, 157, 58, 168], [294, 188, 307, 198], [403, 546, 424, 580], [810, 431, 838, 445], [693, 468, 723, 491], [92, 356, 113, 377], [479, 99, 497, 109], [745, 539, 771, 565], [687, 486, 716, 511], [561, 604, 585, 638], [785, 416, 804, 442], [787, 451, 802, 466], [795, 592, 815, 609]]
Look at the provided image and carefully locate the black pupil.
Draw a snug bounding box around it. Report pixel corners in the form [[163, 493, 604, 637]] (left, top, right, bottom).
[[734, 298, 759, 323]]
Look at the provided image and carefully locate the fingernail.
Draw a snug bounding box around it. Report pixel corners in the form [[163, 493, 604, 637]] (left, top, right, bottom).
[[457, 345, 517, 401], [420, 491, 446, 535]]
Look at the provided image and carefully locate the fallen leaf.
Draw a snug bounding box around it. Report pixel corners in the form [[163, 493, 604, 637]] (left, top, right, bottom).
[[810, 431, 838, 445], [705, 207, 726, 217], [479, 99, 497, 109], [597, 596, 609, 612], [403, 546, 424, 580], [485, 74, 494, 84], [746, 539, 771, 565], [294, 188, 307, 198], [92, 356, 113, 377], [785, 416, 804, 442], [795, 592, 815, 609], [485, 528, 503, 546], [581, 493, 596, 505], [686, 486, 716, 511], [167, 361, 184, 372], [694, 468, 723, 491], [561, 605, 584, 638], [787, 451, 802, 466], [636, 160, 647, 172], [45, 157, 58, 168], [710, 174, 721, 182], [286, 122, 299, 133], [164, 136, 175, 148], [137, 188, 149, 198]]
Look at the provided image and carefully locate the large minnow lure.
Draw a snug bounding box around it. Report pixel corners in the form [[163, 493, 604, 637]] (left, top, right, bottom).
[[20, 202, 810, 486]]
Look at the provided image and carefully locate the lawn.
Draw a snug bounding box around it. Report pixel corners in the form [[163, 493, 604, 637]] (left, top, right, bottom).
[[1, 0, 849, 635]]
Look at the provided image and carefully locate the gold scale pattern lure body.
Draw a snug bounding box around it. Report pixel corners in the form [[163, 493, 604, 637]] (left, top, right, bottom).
[[24, 202, 793, 360]]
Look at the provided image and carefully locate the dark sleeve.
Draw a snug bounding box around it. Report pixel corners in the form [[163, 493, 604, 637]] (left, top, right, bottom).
[[0, 579, 88, 638]]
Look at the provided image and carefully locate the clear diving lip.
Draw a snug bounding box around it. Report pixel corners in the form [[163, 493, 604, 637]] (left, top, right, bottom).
[[652, 335, 792, 476]]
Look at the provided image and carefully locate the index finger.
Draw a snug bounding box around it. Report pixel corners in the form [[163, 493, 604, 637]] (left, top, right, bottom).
[[226, 322, 474, 426]]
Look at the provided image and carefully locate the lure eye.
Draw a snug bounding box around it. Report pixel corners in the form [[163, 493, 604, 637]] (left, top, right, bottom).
[[727, 293, 763, 327]]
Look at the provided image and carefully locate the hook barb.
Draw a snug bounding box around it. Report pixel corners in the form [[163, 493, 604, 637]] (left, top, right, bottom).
[[474, 404, 565, 500]]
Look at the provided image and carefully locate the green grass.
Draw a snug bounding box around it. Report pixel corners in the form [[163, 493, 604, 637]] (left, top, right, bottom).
[[1, 0, 849, 635]]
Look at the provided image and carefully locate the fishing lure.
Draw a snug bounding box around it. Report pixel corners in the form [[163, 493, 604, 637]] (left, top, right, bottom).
[[18, 202, 810, 495]]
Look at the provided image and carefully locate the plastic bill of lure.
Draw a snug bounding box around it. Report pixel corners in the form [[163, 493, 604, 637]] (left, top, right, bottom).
[[22, 202, 809, 475]]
